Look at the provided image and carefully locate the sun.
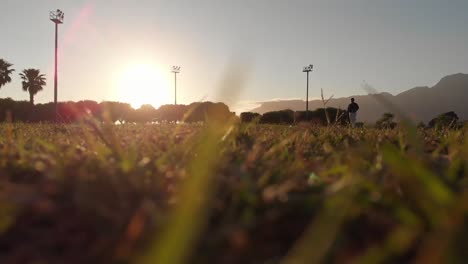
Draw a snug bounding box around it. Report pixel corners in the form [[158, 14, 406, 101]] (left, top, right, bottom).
[[116, 63, 171, 109]]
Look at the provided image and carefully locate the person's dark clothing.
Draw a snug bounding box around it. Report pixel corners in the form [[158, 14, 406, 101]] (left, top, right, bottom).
[[348, 102, 359, 113]]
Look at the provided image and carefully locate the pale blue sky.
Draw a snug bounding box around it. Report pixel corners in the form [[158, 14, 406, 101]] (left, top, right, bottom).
[[1, 0, 467, 111]]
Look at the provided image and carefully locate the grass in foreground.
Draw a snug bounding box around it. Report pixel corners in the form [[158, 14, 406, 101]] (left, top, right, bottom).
[[0, 122, 466, 263]]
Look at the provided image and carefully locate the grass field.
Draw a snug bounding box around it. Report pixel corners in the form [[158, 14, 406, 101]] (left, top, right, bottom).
[[0, 121, 466, 263]]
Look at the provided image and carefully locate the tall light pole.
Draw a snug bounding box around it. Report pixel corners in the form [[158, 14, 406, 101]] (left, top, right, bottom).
[[50, 9, 64, 121], [302, 64, 313, 119], [172, 66, 180, 105]]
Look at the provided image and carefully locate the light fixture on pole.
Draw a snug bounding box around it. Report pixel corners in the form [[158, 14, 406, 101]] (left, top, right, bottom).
[[302, 64, 313, 119], [171, 66, 180, 105], [50, 9, 64, 121]]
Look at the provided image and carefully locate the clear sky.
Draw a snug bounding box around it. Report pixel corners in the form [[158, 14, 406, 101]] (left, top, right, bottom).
[[1, 0, 467, 112]]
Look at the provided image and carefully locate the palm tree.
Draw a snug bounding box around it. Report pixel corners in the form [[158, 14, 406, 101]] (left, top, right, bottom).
[[0, 59, 15, 90], [19, 69, 46, 105]]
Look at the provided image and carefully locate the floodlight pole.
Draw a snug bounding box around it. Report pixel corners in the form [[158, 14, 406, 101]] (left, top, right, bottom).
[[54, 22, 58, 118], [172, 66, 180, 105], [306, 70, 309, 112], [50, 10, 64, 121], [303, 64, 313, 119]]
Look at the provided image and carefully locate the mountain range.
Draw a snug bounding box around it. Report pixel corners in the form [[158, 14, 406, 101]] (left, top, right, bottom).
[[250, 73, 468, 123]]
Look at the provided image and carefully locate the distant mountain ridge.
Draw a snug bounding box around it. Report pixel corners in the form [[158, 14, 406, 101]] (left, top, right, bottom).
[[250, 73, 468, 123]]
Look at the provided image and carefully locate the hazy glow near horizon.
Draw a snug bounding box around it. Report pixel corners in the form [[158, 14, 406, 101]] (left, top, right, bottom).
[[115, 63, 171, 109]]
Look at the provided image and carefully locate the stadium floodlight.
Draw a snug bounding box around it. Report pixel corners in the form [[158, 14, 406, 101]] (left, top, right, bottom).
[[171, 66, 181, 105], [50, 9, 64, 121], [302, 64, 313, 118], [50, 9, 64, 24]]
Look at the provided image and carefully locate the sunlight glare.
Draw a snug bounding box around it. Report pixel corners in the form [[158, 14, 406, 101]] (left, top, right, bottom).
[[116, 63, 171, 109]]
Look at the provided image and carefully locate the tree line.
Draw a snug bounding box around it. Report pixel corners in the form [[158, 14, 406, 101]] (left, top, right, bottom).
[[0, 98, 234, 123], [240, 108, 349, 125], [240, 109, 464, 129], [0, 58, 237, 123]]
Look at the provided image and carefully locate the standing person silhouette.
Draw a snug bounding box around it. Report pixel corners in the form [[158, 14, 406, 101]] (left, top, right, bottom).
[[347, 98, 359, 127]]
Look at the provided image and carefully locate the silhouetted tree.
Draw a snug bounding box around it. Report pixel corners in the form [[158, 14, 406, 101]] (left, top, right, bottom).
[[19, 69, 46, 105], [417, 122, 426, 129], [294, 108, 348, 125], [376, 113, 397, 129], [184, 102, 233, 123], [260, 110, 294, 124], [56, 100, 100, 122], [155, 104, 188, 123], [0, 98, 21, 121], [98, 101, 133, 123], [0, 59, 15, 90], [203, 102, 233, 122], [240, 112, 261, 123], [129, 104, 157, 123], [428, 111, 459, 130], [32, 102, 55, 122]]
